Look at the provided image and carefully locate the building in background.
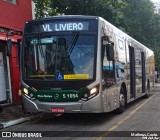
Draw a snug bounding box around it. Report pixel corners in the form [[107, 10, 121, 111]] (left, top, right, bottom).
[[0, 0, 33, 105]]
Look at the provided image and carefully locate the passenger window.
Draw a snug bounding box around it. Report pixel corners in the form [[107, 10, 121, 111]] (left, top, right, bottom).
[[4, 0, 16, 5], [117, 68, 125, 78]]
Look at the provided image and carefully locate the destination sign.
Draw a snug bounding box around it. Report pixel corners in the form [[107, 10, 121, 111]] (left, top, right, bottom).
[[25, 20, 98, 33], [42, 22, 89, 32]]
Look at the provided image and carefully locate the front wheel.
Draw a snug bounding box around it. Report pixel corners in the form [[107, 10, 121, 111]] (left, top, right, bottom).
[[116, 88, 126, 114]]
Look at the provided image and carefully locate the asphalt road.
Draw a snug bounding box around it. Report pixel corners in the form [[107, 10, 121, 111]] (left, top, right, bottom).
[[1, 84, 160, 140]]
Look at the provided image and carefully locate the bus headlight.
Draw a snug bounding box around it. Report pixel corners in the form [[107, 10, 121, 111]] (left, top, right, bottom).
[[81, 86, 99, 101], [22, 87, 36, 100], [23, 88, 29, 95], [90, 87, 97, 95]]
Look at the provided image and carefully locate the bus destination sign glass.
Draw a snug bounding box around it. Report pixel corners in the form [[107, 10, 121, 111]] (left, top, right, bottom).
[[42, 22, 89, 32]]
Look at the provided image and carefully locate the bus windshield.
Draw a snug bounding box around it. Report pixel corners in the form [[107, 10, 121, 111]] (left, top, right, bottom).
[[23, 33, 96, 81]]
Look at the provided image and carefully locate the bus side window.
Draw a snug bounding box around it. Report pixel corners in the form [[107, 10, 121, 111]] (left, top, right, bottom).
[[117, 69, 121, 78], [102, 69, 116, 88], [117, 68, 125, 78]]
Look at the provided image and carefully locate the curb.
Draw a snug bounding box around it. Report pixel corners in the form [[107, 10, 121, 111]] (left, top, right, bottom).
[[0, 114, 42, 130]]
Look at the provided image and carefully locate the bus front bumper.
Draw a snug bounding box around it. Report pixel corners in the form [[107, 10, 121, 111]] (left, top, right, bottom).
[[22, 93, 103, 113]]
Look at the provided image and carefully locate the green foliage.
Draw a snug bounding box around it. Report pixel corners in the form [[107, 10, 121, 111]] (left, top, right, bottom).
[[33, 0, 160, 69], [150, 14, 160, 69], [33, 0, 57, 18], [120, 0, 160, 69], [33, 0, 127, 26], [120, 0, 154, 46]]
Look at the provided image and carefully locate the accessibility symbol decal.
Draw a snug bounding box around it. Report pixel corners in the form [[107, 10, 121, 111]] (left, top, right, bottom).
[[56, 72, 64, 80]]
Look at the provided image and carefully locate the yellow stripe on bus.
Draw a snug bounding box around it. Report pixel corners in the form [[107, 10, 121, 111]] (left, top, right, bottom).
[[64, 74, 89, 79]]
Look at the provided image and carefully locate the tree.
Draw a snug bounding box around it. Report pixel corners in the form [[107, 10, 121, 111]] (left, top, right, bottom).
[[33, 0, 127, 26], [33, 0, 57, 18], [120, 0, 155, 46], [150, 14, 160, 69], [33, 0, 160, 69], [120, 0, 160, 69]]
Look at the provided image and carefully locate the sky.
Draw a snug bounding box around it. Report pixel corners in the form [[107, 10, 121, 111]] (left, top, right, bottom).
[[151, 0, 160, 3]]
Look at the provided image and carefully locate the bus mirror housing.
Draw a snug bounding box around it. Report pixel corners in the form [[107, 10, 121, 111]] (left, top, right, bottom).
[[101, 36, 114, 61], [106, 43, 114, 61], [102, 36, 110, 46], [7, 38, 12, 57]]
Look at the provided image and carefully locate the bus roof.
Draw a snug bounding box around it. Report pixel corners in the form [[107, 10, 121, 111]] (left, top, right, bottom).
[[25, 15, 153, 54], [26, 15, 100, 23]]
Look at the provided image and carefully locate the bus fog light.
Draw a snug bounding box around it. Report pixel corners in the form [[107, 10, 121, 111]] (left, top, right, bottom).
[[90, 87, 97, 95], [30, 93, 34, 98], [84, 93, 88, 98], [23, 88, 29, 95]]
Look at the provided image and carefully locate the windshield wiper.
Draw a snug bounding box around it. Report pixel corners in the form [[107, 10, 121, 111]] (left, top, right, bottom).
[[67, 31, 79, 55]]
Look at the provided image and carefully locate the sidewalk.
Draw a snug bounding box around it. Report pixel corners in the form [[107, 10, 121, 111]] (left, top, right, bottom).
[[0, 105, 41, 129]]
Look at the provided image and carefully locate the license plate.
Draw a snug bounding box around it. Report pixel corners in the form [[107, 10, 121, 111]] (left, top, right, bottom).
[[51, 108, 64, 113]]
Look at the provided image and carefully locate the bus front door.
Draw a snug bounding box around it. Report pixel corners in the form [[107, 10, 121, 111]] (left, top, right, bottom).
[[129, 46, 136, 98]]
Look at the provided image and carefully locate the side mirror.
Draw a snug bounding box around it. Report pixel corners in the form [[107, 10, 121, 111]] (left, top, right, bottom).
[[7, 38, 12, 57], [101, 36, 110, 46], [101, 36, 114, 61], [106, 43, 114, 61], [101, 36, 109, 62]]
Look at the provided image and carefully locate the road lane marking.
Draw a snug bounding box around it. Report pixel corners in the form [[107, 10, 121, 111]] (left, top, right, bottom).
[[96, 94, 156, 140]]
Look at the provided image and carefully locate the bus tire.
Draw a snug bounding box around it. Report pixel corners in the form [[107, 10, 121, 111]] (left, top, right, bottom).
[[116, 88, 126, 114]]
